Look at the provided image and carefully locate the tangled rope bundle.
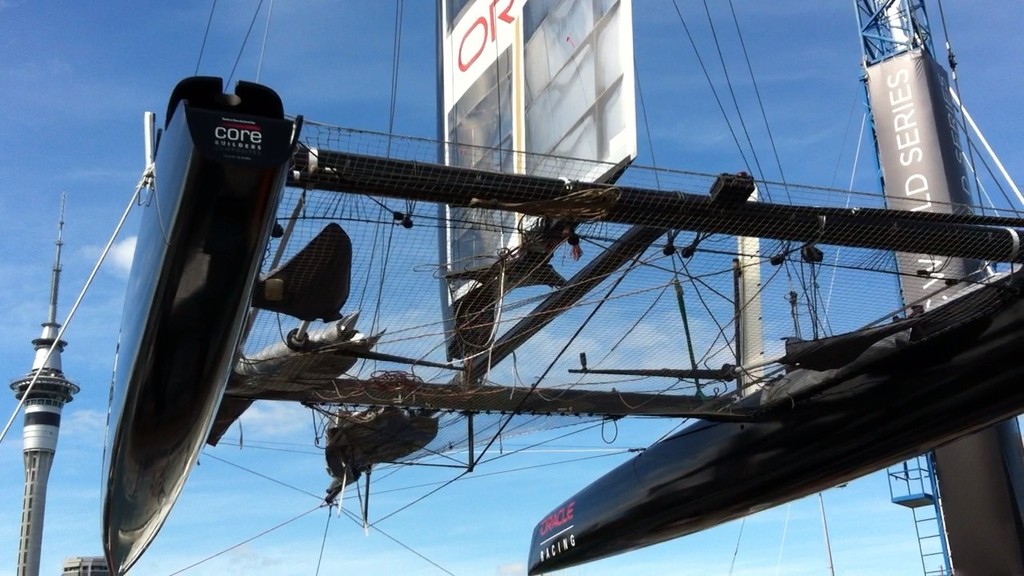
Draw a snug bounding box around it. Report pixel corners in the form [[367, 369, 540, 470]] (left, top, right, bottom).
[[469, 186, 620, 221]]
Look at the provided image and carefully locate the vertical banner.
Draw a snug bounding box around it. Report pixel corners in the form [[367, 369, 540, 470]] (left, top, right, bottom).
[[865, 48, 977, 309]]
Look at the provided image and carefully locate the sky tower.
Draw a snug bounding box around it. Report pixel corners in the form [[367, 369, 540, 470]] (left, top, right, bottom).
[[9, 198, 80, 576]]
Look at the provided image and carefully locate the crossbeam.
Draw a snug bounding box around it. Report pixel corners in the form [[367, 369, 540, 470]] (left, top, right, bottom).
[[289, 150, 1024, 264]]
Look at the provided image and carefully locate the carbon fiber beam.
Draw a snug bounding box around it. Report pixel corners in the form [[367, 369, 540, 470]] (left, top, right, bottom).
[[289, 150, 1024, 263]]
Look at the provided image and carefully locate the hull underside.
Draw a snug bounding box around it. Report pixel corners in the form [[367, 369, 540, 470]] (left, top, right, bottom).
[[529, 270, 1024, 573], [102, 77, 296, 574]]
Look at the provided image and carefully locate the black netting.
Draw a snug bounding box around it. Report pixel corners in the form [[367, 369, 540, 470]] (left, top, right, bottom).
[[220, 120, 1024, 466]]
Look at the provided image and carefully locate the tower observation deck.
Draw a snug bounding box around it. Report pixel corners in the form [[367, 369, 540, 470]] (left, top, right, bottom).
[[9, 199, 80, 576]]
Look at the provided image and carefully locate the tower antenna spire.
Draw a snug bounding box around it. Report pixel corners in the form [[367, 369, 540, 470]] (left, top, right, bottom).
[[48, 193, 66, 326]]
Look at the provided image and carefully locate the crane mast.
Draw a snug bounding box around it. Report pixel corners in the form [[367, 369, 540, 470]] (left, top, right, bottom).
[[856, 1, 1024, 574], [856, 0, 933, 64]]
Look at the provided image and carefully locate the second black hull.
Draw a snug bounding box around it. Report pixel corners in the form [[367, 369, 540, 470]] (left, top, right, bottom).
[[529, 271, 1024, 574]]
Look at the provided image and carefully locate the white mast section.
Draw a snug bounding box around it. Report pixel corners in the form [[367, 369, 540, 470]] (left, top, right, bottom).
[[736, 188, 763, 395]]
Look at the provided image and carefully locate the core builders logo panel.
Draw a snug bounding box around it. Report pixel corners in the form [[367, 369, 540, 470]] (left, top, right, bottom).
[[185, 107, 294, 168], [213, 117, 264, 159]]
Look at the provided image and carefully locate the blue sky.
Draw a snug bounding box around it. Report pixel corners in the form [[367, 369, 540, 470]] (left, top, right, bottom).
[[1, 1, 1022, 575]]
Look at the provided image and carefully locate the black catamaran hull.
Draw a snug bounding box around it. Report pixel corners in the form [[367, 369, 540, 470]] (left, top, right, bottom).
[[102, 77, 297, 574], [528, 272, 1024, 574]]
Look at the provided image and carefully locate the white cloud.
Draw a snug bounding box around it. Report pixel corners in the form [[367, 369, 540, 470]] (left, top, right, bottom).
[[236, 401, 312, 441], [77, 234, 137, 280], [61, 408, 107, 444], [496, 562, 527, 575], [108, 235, 137, 277], [0, 0, 26, 13]]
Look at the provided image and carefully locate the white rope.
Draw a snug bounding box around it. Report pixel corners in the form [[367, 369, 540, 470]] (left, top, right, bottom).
[[824, 111, 868, 318], [949, 87, 1024, 207], [255, 0, 275, 83], [1, 172, 146, 446], [774, 503, 792, 575], [727, 516, 747, 576]]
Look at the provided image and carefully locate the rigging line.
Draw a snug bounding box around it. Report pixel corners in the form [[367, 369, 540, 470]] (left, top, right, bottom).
[[357, 459, 466, 472], [668, 0, 752, 172], [511, 349, 525, 388], [961, 145, 1008, 216], [2, 185, 141, 446], [951, 88, 1023, 208], [699, 0, 771, 195], [166, 504, 325, 575], [633, 58, 662, 190], [468, 251, 646, 468], [571, 284, 670, 386], [676, 256, 736, 365], [464, 242, 647, 453], [415, 442, 632, 456], [727, 517, 747, 576], [195, 0, 218, 74], [788, 288, 802, 339], [369, 221, 397, 342], [356, 199, 386, 327], [338, 508, 457, 576], [951, 146, 997, 215], [209, 441, 322, 456], [806, 261, 822, 337], [473, 420, 611, 466], [387, 0, 405, 141], [671, 263, 702, 390], [824, 109, 868, 317], [243, 189, 307, 347], [373, 260, 671, 346], [314, 507, 332, 576], [653, 417, 692, 445], [370, 469, 470, 525], [934, 0, 986, 214], [774, 503, 792, 576], [434, 249, 668, 361], [483, 261, 507, 383], [642, 254, 746, 280], [828, 95, 864, 189], [797, 259, 818, 339], [816, 262, 834, 335], [372, 451, 630, 497], [726, 0, 792, 202], [226, 0, 265, 87], [485, 447, 628, 454], [779, 245, 800, 306], [354, 473, 367, 533], [698, 257, 782, 368], [203, 451, 324, 500], [386, 0, 413, 219], [255, 0, 275, 83]]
